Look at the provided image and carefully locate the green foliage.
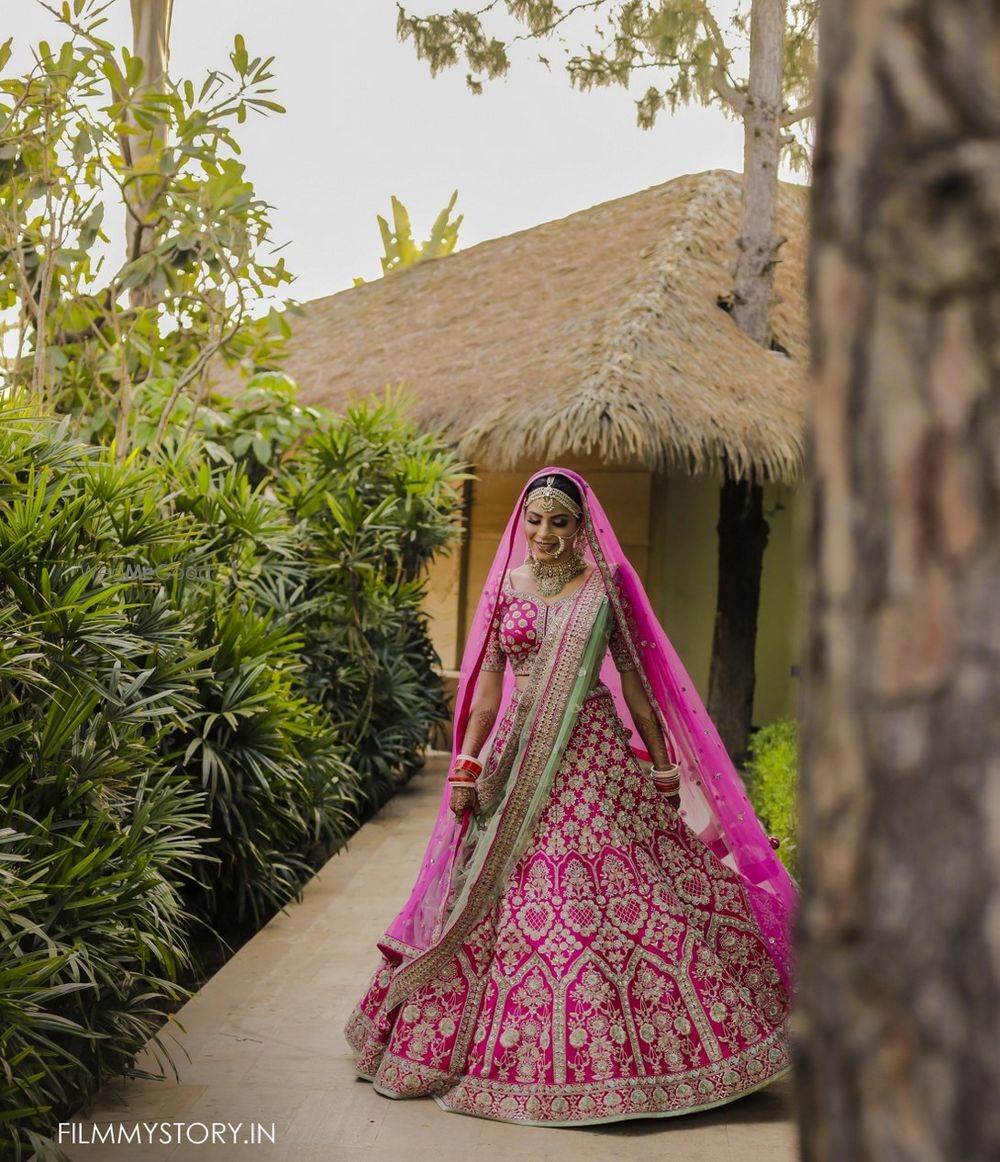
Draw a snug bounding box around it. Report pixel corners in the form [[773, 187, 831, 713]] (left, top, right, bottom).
[[0, 383, 466, 1155], [0, 1, 292, 448], [745, 716, 798, 875], [397, 1, 816, 164], [0, 402, 211, 1159], [277, 392, 469, 805], [202, 370, 322, 484], [356, 191, 463, 284], [0, 11, 468, 1155], [139, 448, 361, 928]]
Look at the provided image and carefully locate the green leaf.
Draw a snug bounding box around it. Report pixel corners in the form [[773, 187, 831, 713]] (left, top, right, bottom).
[[232, 33, 249, 76], [71, 125, 92, 164], [247, 98, 286, 114]]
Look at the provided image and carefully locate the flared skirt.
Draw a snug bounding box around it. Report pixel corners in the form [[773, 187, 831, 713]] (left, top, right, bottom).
[[345, 687, 791, 1126]]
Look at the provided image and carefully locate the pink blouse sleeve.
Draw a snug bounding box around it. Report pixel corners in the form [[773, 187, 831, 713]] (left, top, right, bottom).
[[480, 596, 507, 672], [608, 570, 637, 672]]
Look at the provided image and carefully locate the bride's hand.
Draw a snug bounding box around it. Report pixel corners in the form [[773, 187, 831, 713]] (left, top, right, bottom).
[[450, 785, 478, 821]]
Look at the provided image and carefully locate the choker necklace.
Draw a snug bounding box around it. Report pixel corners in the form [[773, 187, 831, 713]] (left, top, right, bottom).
[[528, 552, 586, 598]]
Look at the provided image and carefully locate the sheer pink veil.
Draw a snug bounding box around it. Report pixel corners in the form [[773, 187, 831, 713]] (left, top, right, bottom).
[[382, 467, 797, 991]]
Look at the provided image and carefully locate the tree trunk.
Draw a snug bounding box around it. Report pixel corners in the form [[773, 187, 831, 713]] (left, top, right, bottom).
[[797, 3, 1000, 1160], [707, 474, 770, 768], [731, 0, 787, 346], [124, 0, 173, 277], [708, 0, 787, 764], [116, 0, 173, 456]]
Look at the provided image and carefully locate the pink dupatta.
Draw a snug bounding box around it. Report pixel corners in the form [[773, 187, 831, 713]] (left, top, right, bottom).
[[380, 467, 797, 995]]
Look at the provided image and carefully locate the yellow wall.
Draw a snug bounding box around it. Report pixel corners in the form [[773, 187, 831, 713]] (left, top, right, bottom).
[[645, 472, 799, 727], [423, 545, 463, 671], [646, 472, 718, 699]]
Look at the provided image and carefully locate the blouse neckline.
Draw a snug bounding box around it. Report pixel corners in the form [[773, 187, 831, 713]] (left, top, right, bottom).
[[503, 568, 594, 609]]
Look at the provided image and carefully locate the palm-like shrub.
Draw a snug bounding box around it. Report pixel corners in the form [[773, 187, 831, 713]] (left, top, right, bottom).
[[84, 440, 363, 928], [174, 593, 358, 927], [0, 408, 210, 1159], [0, 400, 364, 1155], [1, 10, 467, 1153], [277, 394, 467, 806], [0, 389, 465, 1157]]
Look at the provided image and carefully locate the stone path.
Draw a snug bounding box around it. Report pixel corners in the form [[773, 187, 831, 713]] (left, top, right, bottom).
[[66, 758, 800, 1162]]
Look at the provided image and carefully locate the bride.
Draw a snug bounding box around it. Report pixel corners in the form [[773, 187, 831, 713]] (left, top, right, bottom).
[[345, 467, 796, 1126]]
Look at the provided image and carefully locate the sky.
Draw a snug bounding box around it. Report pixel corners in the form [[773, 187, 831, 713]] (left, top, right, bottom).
[[8, 1, 796, 305]]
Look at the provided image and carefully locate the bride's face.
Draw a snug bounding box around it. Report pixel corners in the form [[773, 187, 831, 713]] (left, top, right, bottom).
[[523, 502, 580, 562]]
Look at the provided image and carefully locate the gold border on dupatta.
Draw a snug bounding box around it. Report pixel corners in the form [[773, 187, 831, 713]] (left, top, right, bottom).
[[385, 570, 607, 1012], [582, 507, 674, 740]]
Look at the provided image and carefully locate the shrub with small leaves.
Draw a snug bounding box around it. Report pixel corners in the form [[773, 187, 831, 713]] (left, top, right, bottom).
[[745, 716, 799, 876]]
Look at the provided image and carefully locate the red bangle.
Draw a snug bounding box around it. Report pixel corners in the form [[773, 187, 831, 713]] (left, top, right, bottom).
[[450, 756, 482, 778], [652, 773, 680, 794]]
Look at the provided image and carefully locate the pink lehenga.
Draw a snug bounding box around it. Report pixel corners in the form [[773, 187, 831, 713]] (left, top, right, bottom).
[[345, 468, 797, 1127]]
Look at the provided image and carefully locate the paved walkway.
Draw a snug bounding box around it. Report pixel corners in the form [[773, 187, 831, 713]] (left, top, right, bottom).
[[67, 758, 800, 1162]]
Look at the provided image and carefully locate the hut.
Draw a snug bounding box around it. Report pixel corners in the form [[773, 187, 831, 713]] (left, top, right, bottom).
[[265, 169, 807, 726]]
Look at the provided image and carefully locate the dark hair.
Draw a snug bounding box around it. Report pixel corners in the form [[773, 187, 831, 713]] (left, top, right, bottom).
[[524, 472, 583, 512]]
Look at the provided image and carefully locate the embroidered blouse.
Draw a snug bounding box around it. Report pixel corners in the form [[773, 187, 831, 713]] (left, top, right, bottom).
[[480, 570, 636, 675]]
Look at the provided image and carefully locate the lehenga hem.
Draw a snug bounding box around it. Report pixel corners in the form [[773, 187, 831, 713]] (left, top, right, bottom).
[[431, 1064, 792, 1128], [347, 1003, 792, 1127]]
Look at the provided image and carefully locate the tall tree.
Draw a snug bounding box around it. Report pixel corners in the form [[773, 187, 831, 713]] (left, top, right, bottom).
[[798, 1, 1000, 1159], [124, 0, 173, 279], [0, 2, 290, 452], [397, 0, 817, 764]]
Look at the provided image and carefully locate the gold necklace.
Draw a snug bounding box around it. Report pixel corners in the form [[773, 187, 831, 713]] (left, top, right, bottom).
[[528, 553, 586, 598]]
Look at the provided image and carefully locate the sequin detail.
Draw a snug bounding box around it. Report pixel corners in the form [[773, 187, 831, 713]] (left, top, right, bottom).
[[346, 693, 791, 1125], [480, 572, 635, 675]]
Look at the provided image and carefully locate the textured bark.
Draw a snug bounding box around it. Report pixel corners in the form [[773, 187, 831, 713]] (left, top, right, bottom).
[[115, 0, 172, 455], [124, 0, 173, 275], [707, 475, 770, 769], [797, 2, 1000, 1160], [708, 0, 787, 764], [731, 0, 788, 345]]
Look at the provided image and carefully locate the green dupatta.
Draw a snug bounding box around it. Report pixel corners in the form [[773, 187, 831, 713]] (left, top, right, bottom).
[[385, 570, 611, 1011]]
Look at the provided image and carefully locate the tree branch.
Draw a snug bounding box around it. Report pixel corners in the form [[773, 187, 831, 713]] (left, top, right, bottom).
[[508, 0, 608, 44], [702, 6, 747, 116], [781, 96, 814, 126]]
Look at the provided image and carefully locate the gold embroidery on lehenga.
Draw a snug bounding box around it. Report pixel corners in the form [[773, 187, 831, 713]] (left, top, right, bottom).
[[449, 948, 490, 1078], [480, 973, 516, 1073], [386, 572, 606, 1011], [616, 972, 648, 1086], [432, 1023, 790, 1123], [347, 576, 794, 1124]]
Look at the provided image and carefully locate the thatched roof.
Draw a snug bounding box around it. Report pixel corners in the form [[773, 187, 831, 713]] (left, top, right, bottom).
[[249, 170, 809, 482]]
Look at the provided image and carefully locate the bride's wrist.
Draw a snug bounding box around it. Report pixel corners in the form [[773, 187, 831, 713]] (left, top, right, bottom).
[[448, 754, 482, 785], [650, 762, 681, 795]]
